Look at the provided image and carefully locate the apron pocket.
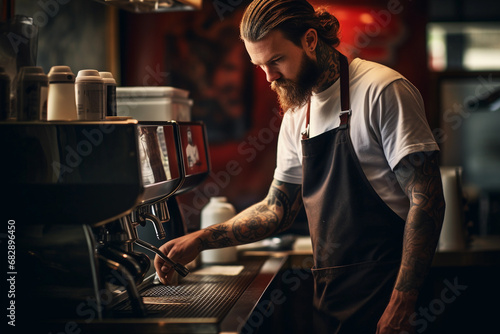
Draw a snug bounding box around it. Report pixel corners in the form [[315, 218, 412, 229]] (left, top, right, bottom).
[[311, 260, 400, 332]]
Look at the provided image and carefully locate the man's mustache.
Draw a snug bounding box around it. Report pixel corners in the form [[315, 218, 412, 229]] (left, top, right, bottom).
[[271, 78, 294, 91]]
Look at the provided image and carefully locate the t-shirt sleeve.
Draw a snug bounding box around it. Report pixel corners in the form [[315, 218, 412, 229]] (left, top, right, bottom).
[[371, 79, 439, 170], [273, 113, 303, 184]]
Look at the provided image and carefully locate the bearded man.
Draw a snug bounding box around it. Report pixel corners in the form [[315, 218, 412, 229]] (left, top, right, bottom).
[[155, 1, 445, 333]]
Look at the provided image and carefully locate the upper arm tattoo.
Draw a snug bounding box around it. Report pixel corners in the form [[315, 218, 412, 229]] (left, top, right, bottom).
[[393, 151, 445, 293]]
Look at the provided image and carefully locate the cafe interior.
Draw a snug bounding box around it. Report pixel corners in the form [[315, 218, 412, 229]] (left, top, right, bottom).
[[1, 0, 500, 333]]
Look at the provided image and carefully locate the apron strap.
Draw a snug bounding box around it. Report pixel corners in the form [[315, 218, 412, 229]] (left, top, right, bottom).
[[302, 100, 311, 140], [301, 52, 350, 140], [339, 53, 351, 129]]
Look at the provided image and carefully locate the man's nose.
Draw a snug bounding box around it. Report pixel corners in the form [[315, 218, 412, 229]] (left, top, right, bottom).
[[262, 66, 280, 83]]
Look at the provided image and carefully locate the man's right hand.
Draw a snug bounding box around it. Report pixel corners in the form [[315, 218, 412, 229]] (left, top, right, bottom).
[[154, 230, 203, 284]]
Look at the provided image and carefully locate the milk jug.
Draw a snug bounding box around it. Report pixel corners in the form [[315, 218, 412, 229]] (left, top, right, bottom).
[[200, 197, 238, 263]]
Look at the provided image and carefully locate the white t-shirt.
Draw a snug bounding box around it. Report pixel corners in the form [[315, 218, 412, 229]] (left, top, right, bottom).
[[273, 58, 439, 219]]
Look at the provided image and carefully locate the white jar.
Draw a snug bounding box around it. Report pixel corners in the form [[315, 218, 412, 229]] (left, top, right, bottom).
[[75, 69, 104, 120], [99, 71, 117, 117], [438, 167, 466, 251], [47, 66, 77, 121], [200, 197, 237, 264]]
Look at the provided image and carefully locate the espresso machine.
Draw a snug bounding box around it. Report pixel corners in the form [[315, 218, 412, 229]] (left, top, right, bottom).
[[1, 119, 212, 329], [2, 118, 287, 334]]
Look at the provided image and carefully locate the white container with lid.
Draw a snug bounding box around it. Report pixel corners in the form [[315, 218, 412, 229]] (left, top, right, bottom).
[[200, 197, 238, 264], [99, 71, 117, 117], [116, 86, 192, 121], [438, 167, 466, 251], [75, 69, 104, 120], [47, 65, 78, 121]]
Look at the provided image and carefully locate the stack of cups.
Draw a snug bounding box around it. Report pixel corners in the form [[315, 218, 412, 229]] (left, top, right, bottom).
[[99, 72, 117, 117], [75, 69, 104, 120], [16, 66, 48, 121], [47, 66, 78, 120]]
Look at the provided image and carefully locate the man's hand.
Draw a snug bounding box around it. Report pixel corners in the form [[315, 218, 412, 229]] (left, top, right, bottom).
[[376, 290, 418, 334], [154, 230, 203, 284]]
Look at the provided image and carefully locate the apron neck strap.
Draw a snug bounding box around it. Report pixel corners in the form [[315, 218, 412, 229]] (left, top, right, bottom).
[[339, 53, 350, 112], [339, 53, 351, 129], [302, 52, 350, 140]]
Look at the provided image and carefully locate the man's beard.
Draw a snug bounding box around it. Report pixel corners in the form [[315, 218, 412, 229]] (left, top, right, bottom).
[[271, 52, 320, 112]]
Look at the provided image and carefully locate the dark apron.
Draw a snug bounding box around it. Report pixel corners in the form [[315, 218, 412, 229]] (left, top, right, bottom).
[[301, 54, 405, 334]]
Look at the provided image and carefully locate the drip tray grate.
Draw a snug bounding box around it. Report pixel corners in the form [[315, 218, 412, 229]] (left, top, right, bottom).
[[113, 259, 264, 321]]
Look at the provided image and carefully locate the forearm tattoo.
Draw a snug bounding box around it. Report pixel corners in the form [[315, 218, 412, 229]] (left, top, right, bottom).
[[233, 180, 302, 243], [232, 204, 279, 243], [394, 151, 445, 294], [198, 225, 233, 250], [198, 180, 302, 249]]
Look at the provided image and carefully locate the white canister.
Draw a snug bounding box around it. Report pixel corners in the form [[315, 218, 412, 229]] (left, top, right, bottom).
[[47, 66, 77, 120], [99, 71, 117, 117], [200, 197, 238, 263], [438, 166, 466, 251], [75, 69, 104, 120]]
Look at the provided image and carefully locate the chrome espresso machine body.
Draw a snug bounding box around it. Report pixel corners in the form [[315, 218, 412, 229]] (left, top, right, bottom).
[[1, 119, 211, 331]]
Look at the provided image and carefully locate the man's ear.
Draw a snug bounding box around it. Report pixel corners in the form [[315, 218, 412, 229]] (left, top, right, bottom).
[[303, 28, 318, 54]]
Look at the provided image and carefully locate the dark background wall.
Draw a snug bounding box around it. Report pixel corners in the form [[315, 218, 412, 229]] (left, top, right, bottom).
[[119, 0, 430, 230]]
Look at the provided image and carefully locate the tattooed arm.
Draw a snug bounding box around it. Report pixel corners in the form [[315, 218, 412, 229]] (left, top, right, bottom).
[[154, 179, 302, 284], [377, 151, 445, 334]]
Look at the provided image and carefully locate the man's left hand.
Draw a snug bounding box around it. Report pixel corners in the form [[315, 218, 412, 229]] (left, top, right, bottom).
[[376, 289, 417, 334]]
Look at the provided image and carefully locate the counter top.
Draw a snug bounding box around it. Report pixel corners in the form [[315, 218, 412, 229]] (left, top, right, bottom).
[[35, 256, 287, 334], [433, 235, 500, 267], [238, 235, 500, 269]]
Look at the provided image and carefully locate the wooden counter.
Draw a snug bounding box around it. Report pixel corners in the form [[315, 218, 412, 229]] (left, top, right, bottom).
[[239, 235, 500, 269]]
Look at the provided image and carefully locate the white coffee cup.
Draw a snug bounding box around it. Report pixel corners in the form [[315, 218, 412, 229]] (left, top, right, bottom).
[[75, 69, 104, 120]]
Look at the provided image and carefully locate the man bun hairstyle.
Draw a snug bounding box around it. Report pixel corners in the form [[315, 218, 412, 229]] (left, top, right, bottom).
[[240, 0, 340, 47]]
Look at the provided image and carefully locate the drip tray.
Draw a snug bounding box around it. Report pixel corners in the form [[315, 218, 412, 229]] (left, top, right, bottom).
[[44, 256, 287, 334], [114, 259, 263, 321]]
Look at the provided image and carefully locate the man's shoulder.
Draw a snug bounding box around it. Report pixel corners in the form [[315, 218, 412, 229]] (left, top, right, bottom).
[[350, 58, 408, 98], [351, 57, 405, 82]]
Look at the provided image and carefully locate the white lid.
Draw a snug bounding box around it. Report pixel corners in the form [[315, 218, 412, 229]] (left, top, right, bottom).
[[99, 71, 116, 85], [76, 69, 103, 83], [48, 65, 75, 83], [116, 86, 189, 99], [210, 196, 228, 202]]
